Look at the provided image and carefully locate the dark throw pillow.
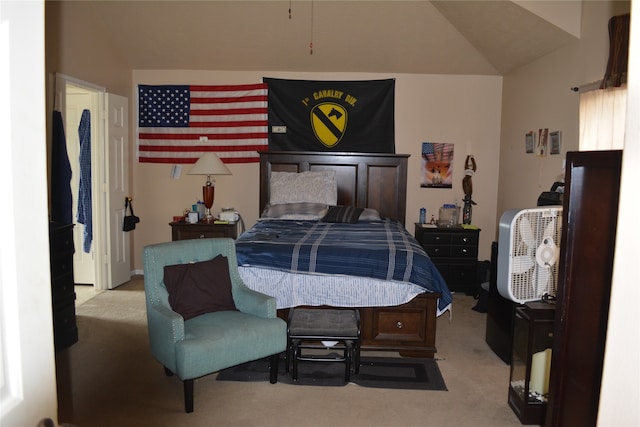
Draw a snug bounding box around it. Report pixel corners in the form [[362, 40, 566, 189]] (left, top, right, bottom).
[[163, 255, 237, 320], [321, 205, 364, 224]]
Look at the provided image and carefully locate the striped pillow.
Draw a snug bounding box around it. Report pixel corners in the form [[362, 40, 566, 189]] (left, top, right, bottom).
[[321, 206, 364, 224]]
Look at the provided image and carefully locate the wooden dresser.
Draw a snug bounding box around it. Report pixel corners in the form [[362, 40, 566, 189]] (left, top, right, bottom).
[[170, 221, 238, 241], [546, 150, 622, 426], [414, 224, 480, 294], [49, 222, 78, 351]]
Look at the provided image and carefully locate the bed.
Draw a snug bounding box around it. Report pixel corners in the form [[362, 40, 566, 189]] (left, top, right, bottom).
[[236, 151, 452, 357]]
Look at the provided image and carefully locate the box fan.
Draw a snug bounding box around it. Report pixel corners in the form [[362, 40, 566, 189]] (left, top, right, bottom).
[[497, 207, 563, 304]]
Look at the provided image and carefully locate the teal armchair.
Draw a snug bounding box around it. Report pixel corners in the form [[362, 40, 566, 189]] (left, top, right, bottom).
[[143, 238, 287, 413]]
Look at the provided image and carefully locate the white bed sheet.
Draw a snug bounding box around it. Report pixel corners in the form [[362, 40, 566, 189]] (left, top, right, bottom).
[[238, 265, 436, 311]]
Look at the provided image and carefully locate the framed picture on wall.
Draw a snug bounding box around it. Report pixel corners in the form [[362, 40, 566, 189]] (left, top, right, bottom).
[[525, 131, 535, 153], [536, 128, 549, 157], [420, 142, 454, 188], [550, 131, 561, 155]]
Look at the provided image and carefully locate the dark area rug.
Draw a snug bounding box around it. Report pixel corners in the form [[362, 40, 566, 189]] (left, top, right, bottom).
[[216, 354, 447, 391]]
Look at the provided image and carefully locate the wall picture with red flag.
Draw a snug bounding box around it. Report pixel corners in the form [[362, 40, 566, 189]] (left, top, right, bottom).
[[137, 84, 268, 164]]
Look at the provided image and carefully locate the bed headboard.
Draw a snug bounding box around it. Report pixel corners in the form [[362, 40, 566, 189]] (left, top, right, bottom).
[[259, 151, 409, 225]]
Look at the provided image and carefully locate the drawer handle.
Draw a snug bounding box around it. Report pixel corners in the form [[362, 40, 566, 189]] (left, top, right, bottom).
[[462, 237, 468, 242], [199, 234, 205, 238], [396, 321, 403, 329], [462, 248, 468, 254]]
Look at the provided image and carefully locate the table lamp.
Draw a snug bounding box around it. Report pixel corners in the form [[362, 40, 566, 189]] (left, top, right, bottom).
[[187, 152, 231, 223]]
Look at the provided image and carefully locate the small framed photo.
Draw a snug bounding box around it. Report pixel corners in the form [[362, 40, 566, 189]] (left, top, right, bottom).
[[525, 131, 535, 154], [536, 128, 549, 157], [550, 131, 561, 155]]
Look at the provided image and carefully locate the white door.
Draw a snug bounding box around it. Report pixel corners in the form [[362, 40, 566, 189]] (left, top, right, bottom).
[[106, 93, 131, 288], [65, 84, 97, 285], [55, 74, 105, 290], [54, 74, 131, 290]]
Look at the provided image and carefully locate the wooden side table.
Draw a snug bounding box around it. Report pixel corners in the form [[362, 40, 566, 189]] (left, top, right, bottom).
[[414, 224, 480, 294], [169, 221, 238, 241]]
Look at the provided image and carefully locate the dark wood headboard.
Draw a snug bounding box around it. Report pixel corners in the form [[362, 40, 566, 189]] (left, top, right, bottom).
[[259, 151, 409, 225]]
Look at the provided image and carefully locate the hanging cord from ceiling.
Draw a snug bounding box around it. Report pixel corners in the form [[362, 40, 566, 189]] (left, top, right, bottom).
[[309, 0, 314, 55], [288, 1, 315, 55]]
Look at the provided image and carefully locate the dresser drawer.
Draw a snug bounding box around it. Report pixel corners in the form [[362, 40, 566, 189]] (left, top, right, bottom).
[[451, 233, 478, 246], [423, 242, 477, 259], [50, 226, 74, 254], [170, 222, 238, 240], [433, 261, 478, 294], [53, 301, 78, 350], [369, 307, 427, 343], [445, 263, 478, 284], [450, 245, 478, 258], [175, 229, 232, 240], [423, 245, 451, 258], [51, 253, 74, 279], [361, 294, 438, 350], [419, 232, 452, 245], [51, 273, 75, 304]]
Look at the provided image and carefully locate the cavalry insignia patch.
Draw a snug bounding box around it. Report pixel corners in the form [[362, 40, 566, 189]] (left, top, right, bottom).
[[310, 103, 347, 148]]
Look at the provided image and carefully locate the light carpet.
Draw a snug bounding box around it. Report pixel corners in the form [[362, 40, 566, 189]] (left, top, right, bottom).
[[56, 278, 524, 427]]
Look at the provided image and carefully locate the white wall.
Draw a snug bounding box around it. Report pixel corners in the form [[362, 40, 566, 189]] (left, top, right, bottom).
[[131, 70, 503, 271], [1, 1, 59, 425], [498, 1, 631, 234], [500, 0, 638, 423]]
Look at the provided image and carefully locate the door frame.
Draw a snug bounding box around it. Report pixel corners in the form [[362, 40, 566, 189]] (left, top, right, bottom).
[[51, 73, 109, 291]]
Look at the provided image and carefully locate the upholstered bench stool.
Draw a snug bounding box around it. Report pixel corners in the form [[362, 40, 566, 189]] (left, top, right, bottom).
[[287, 308, 361, 382]]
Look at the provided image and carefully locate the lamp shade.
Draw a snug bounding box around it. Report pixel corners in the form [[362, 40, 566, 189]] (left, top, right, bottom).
[[188, 152, 232, 177]]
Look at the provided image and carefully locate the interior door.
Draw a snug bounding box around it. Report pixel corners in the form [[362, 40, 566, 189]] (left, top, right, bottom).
[[55, 74, 130, 290], [55, 74, 105, 290], [64, 83, 97, 286], [106, 93, 131, 288]]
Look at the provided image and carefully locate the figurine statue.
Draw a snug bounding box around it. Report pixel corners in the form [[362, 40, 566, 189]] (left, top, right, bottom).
[[462, 155, 477, 225]]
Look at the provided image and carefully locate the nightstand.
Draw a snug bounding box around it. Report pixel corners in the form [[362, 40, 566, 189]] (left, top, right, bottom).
[[414, 224, 480, 295], [170, 221, 238, 241]]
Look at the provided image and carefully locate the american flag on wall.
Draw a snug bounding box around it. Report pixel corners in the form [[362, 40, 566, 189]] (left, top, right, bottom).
[[137, 83, 268, 164]]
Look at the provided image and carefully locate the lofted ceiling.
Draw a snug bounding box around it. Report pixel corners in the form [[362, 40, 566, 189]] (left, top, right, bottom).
[[82, 0, 580, 76]]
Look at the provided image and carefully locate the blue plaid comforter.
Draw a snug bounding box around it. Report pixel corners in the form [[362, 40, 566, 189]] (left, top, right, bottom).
[[235, 219, 452, 312]]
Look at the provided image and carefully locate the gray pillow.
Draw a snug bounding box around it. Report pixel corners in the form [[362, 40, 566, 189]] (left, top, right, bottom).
[[269, 171, 337, 205], [261, 203, 328, 220], [359, 208, 382, 221]]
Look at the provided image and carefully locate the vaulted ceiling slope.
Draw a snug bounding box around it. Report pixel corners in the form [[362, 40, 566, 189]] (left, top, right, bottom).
[[83, 0, 579, 76]]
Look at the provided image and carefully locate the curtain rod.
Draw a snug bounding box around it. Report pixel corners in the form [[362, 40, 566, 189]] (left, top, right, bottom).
[[570, 81, 603, 93]]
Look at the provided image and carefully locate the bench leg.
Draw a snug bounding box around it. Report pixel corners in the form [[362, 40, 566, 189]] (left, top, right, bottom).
[[344, 341, 353, 382], [285, 340, 291, 373], [291, 339, 300, 381]]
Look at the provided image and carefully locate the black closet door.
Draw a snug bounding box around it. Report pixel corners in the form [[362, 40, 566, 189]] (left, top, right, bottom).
[[545, 150, 622, 427]]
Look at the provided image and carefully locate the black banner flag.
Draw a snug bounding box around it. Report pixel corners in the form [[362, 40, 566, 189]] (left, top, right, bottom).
[[264, 78, 395, 153]]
